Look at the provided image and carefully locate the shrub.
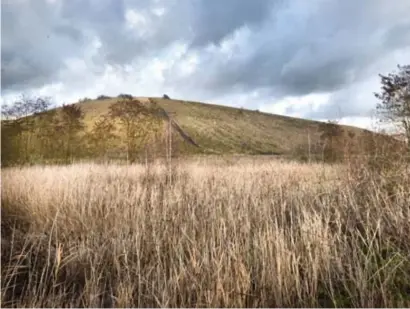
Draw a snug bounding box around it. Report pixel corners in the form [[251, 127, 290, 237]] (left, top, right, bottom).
[[96, 95, 112, 100], [117, 94, 133, 100]]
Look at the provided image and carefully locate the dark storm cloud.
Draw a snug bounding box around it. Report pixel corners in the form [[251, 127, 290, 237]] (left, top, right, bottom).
[[1, 51, 57, 90], [185, 0, 410, 98], [98, 0, 274, 63], [1, 0, 274, 93], [1, 0, 89, 91], [1, 0, 409, 122], [189, 0, 273, 47], [58, 0, 137, 64], [1, 0, 134, 92]]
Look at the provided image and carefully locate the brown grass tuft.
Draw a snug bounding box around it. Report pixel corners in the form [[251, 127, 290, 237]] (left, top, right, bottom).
[[1, 158, 410, 307]]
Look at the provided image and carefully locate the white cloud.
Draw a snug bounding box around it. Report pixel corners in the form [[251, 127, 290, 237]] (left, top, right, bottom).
[[151, 7, 165, 17], [125, 9, 151, 38], [338, 116, 377, 130], [260, 93, 331, 118]]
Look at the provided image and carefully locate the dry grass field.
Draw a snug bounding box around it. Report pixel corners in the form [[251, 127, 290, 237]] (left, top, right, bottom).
[[1, 157, 410, 307]]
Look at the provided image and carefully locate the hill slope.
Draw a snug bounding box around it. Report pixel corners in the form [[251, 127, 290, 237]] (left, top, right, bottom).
[[73, 96, 372, 156], [3, 96, 390, 165]]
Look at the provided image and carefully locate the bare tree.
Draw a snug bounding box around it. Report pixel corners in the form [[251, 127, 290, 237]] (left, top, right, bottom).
[[59, 104, 85, 163], [109, 98, 160, 163], [318, 120, 345, 163], [375, 64, 410, 148], [89, 115, 117, 159], [1, 95, 54, 164], [36, 108, 60, 160]]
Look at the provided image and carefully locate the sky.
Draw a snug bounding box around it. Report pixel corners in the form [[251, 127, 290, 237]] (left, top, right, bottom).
[[1, 0, 410, 130]]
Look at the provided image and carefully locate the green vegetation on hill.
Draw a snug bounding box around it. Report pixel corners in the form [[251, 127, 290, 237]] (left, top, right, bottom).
[[154, 97, 368, 155], [0, 95, 401, 166]]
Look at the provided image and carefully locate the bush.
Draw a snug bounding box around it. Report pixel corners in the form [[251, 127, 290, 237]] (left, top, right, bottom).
[[96, 95, 112, 100], [345, 130, 410, 207], [117, 94, 133, 100]]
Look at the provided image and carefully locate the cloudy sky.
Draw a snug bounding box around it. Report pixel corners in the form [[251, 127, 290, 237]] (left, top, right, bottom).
[[1, 0, 410, 129]]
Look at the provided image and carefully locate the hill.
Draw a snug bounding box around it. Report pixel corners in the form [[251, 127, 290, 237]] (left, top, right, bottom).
[[1, 96, 392, 165], [71, 96, 372, 153]]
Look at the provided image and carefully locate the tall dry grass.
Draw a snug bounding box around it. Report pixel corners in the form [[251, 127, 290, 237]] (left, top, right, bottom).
[[1, 158, 410, 307]]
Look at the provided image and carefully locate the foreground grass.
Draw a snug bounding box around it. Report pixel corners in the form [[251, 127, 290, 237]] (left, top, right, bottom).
[[1, 159, 410, 307]]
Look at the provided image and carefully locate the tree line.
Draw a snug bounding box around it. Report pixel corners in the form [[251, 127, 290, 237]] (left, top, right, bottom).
[[1, 95, 165, 166]]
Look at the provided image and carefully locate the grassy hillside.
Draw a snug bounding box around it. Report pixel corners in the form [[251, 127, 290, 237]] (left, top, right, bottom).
[[69, 96, 371, 154], [2, 96, 391, 165]]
